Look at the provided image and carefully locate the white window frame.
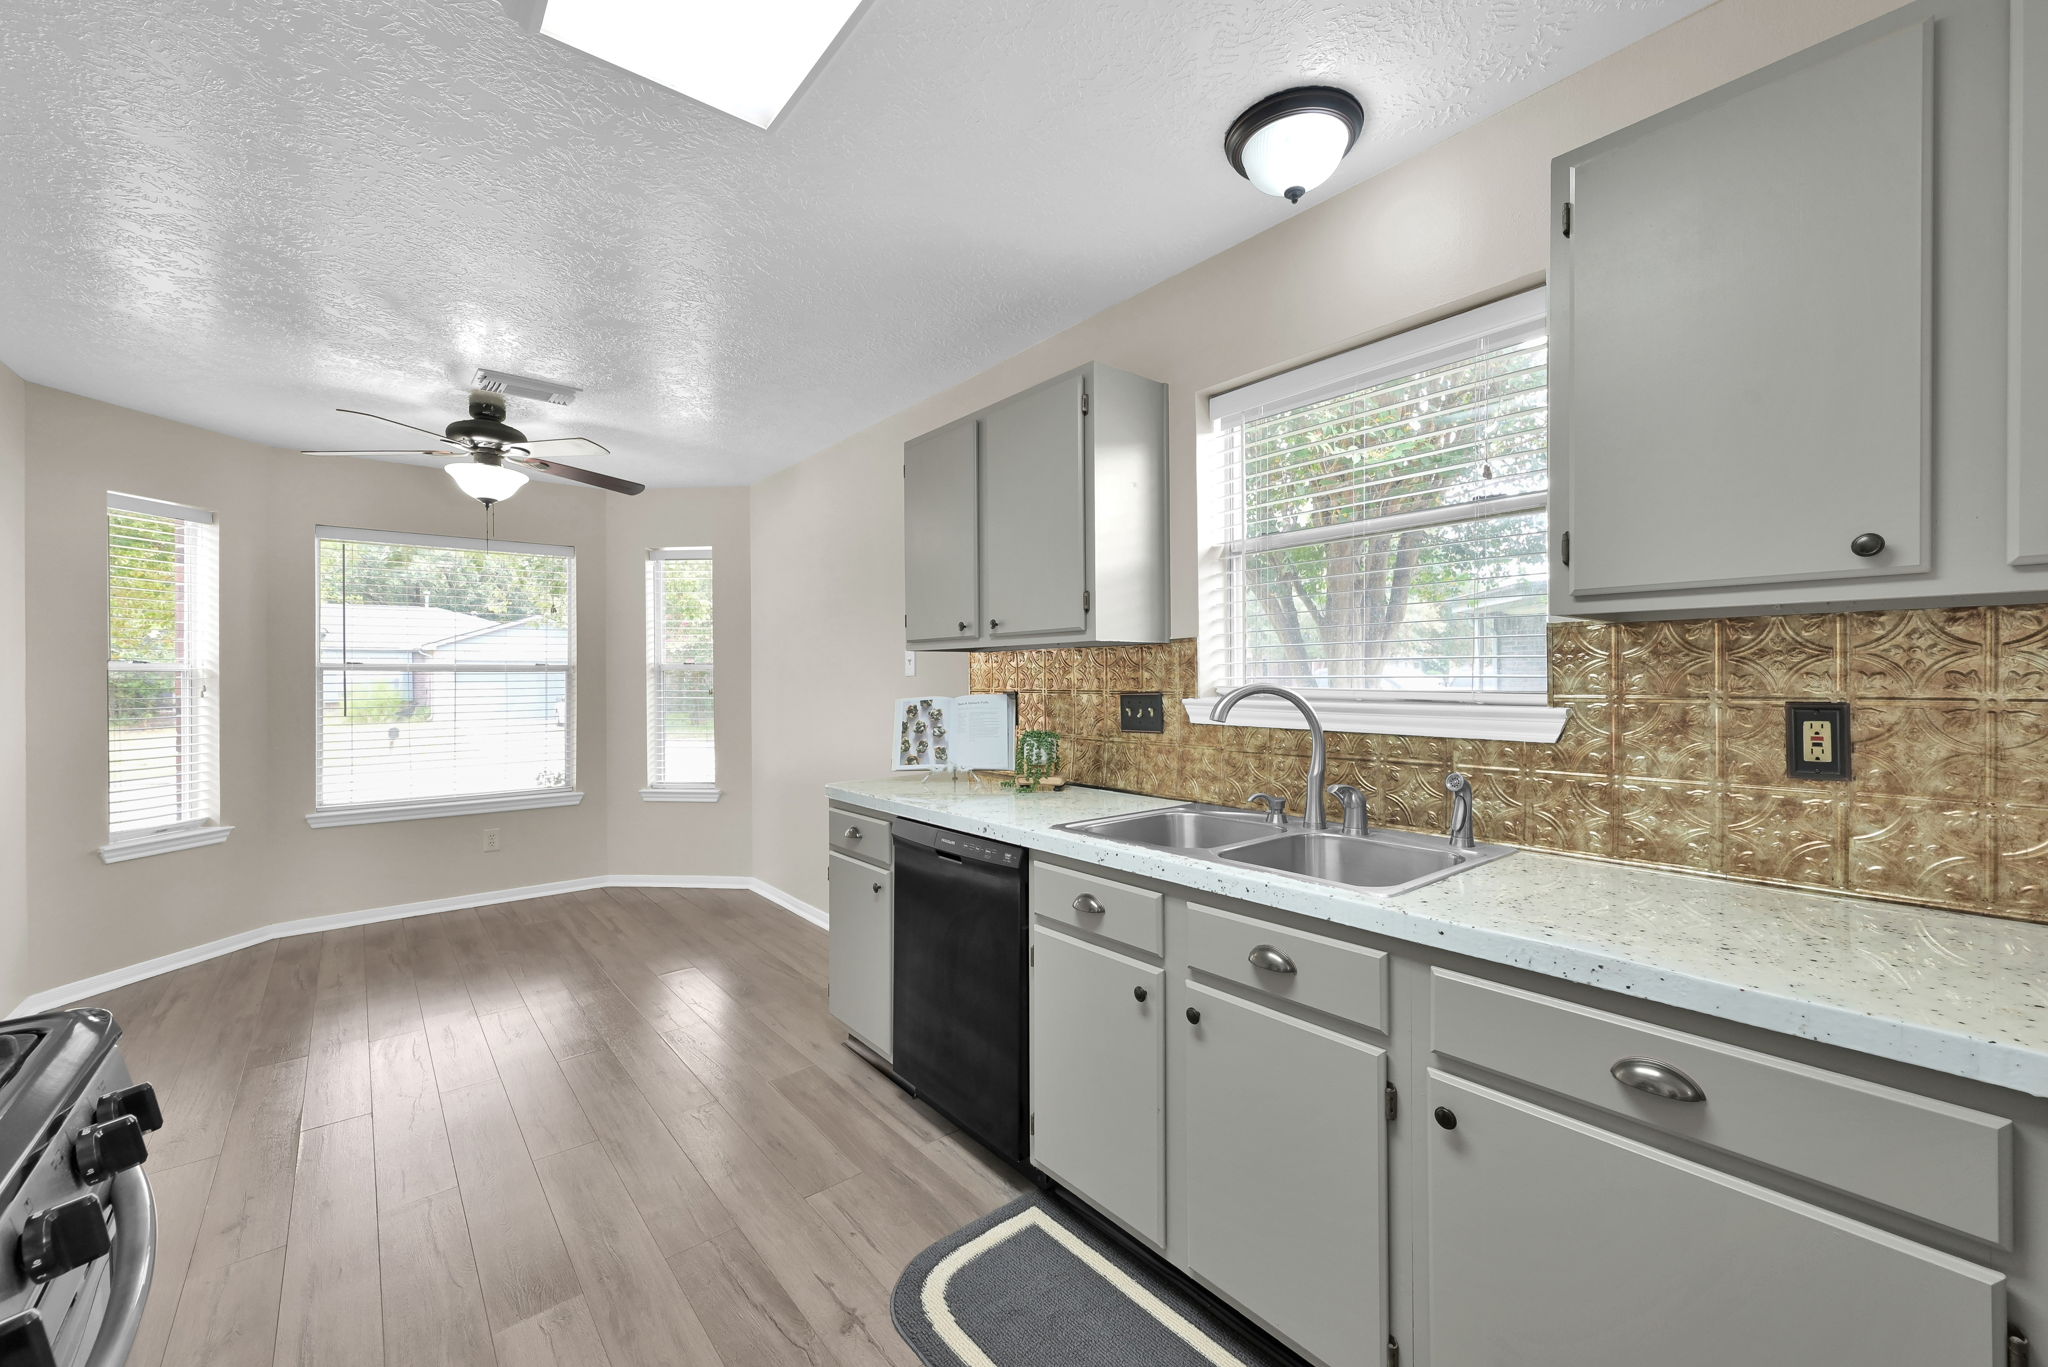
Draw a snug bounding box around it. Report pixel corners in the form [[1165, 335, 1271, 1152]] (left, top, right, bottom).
[[305, 525, 584, 828], [1194, 288, 1568, 744], [643, 547, 719, 802], [101, 492, 233, 862]]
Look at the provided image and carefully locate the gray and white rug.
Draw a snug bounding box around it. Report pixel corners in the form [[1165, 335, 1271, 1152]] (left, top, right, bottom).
[[892, 1194, 1296, 1367]]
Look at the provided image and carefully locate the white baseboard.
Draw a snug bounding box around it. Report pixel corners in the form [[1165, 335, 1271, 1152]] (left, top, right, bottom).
[[9, 873, 826, 1016]]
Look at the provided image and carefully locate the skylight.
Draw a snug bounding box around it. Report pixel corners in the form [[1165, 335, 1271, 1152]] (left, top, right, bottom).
[[537, 0, 867, 129]]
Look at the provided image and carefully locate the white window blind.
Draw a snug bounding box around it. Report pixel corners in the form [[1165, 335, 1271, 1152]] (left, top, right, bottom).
[[647, 549, 716, 792], [107, 495, 220, 841], [1204, 288, 1550, 702], [315, 528, 574, 811]]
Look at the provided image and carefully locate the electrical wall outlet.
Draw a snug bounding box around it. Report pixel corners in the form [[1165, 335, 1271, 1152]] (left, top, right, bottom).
[[1785, 701, 1851, 780], [904, 650, 917, 677], [482, 827, 501, 852]]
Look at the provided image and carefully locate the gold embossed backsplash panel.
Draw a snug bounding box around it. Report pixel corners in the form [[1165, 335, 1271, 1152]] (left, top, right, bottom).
[[967, 606, 2048, 924]]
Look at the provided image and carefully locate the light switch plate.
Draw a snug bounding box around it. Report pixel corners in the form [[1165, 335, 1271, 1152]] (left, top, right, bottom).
[[1119, 692, 1166, 733]]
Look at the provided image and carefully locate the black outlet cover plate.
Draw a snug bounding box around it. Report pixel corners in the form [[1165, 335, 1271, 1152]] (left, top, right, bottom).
[[1119, 692, 1167, 733], [1785, 700, 1851, 780]]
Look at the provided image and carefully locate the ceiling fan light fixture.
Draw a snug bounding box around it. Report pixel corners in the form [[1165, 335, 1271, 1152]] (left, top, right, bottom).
[[1225, 86, 1365, 205], [446, 457, 531, 505]]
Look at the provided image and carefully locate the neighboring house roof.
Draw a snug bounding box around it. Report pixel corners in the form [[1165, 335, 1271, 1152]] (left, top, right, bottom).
[[420, 616, 548, 651], [319, 603, 496, 655]]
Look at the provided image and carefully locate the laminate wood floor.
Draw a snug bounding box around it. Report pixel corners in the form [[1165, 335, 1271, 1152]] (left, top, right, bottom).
[[71, 886, 1027, 1367]]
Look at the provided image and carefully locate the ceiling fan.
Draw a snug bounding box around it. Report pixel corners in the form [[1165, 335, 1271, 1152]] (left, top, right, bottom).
[[302, 391, 646, 504]]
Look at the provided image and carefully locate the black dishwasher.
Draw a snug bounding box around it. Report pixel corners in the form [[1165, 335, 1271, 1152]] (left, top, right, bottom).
[[891, 820, 1029, 1162]]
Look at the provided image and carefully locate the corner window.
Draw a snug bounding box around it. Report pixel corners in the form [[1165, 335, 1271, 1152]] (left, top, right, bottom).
[[104, 494, 228, 861], [1199, 289, 1565, 741], [645, 549, 717, 800], [310, 527, 578, 825]]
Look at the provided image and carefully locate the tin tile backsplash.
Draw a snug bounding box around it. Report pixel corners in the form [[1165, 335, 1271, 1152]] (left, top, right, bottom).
[[968, 606, 2048, 923]]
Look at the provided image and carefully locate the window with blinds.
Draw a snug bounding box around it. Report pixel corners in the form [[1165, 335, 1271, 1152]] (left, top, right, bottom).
[[316, 528, 574, 811], [108, 495, 221, 841], [647, 549, 716, 794], [1204, 289, 1549, 701]]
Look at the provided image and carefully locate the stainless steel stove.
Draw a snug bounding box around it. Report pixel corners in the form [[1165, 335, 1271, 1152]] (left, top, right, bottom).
[[0, 1010, 160, 1367]]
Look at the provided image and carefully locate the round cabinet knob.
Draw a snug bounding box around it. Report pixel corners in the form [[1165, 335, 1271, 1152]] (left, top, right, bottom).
[[989, 619, 1000, 631], [1850, 532, 1887, 558], [1132, 986, 1148, 1003], [1186, 1007, 1202, 1025], [1433, 1106, 1459, 1131], [957, 621, 971, 633], [871, 882, 884, 895]]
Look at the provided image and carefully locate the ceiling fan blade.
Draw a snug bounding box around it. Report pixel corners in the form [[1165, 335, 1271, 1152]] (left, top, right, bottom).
[[335, 408, 458, 443], [509, 455, 645, 496], [302, 448, 462, 457], [512, 435, 611, 460]]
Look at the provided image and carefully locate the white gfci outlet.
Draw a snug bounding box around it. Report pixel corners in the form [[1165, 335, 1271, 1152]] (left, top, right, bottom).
[[482, 827, 501, 853], [904, 650, 917, 677]]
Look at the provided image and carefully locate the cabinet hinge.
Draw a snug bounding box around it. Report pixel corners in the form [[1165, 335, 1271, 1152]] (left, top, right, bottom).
[[1081, 389, 1091, 417], [1561, 530, 1571, 567], [1388, 1335, 1400, 1367], [1561, 201, 1572, 238], [1029, 1113, 1036, 1136], [1385, 1083, 1398, 1123], [1082, 589, 1092, 614], [1029, 945, 1036, 968], [2012, 1328, 2031, 1367]]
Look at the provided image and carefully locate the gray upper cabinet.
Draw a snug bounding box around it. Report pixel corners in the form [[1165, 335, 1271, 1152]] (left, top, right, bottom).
[[902, 363, 1168, 650], [904, 418, 981, 646], [1552, 0, 2033, 618], [1425, 1071, 2006, 1366], [2014, 0, 2048, 565]]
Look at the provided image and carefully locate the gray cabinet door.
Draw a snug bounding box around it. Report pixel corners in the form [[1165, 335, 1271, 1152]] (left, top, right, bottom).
[[981, 372, 1087, 640], [1029, 924, 1164, 1245], [2015, 0, 2048, 564], [1181, 984, 1386, 1367], [1554, 15, 1931, 602], [827, 854, 891, 1059], [904, 418, 981, 645], [1426, 1071, 2006, 1367]]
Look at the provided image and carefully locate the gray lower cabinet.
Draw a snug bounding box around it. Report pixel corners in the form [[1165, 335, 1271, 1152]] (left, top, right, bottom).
[[827, 853, 892, 1059], [1425, 1070, 2007, 1367], [1028, 924, 1166, 1245], [1180, 982, 1386, 1367]]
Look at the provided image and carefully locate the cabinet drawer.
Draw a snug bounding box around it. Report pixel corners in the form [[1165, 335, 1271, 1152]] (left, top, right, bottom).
[[1031, 862, 1162, 956], [827, 807, 891, 866], [1187, 903, 1387, 1032], [1431, 970, 2010, 1243]]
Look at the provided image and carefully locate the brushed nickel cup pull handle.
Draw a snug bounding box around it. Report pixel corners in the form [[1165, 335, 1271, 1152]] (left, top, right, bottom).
[[1247, 945, 1297, 975], [1072, 894, 1105, 916], [844, 826, 863, 840], [1610, 1057, 1706, 1103]]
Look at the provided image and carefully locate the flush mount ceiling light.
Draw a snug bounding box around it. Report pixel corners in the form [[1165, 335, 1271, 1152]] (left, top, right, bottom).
[[1224, 86, 1366, 205], [501, 0, 869, 129]]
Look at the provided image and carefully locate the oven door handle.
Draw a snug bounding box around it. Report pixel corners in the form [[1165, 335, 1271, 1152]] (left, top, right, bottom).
[[82, 1166, 156, 1367]]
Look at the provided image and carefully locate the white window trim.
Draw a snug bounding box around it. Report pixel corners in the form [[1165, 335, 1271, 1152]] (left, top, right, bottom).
[[1197, 287, 1558, 743], [305, 789, 584, 828], [98, 822, 235, 864], [640, 784, 722, 803], [312, 527, 577, 819]]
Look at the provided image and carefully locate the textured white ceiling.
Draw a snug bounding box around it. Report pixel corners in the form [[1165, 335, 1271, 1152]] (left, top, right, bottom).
[[0, 0, 1711, 487]]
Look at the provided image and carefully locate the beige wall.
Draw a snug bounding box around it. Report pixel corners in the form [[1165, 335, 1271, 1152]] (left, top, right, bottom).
[[747, 0, 1902, 909], [604, 487, 754, 876], [0, 364, 27, 1013], [19, 389, 619, 998]]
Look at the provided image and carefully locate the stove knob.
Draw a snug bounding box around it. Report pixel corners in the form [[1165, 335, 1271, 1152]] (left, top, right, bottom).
[[17, 1194, 109, 1284], [73, 1114, 148, 1183], [0, 1310, 59, 1367], [94, 1082, 163, 1134]]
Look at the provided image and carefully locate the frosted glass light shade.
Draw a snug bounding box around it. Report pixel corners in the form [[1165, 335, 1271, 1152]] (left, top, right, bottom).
[[447, 460, 530, 504], [1239, 110, 1353, 200], [1224, 87, 1365, 205]]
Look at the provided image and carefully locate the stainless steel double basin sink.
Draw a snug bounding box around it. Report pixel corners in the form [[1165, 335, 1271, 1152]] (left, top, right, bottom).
[[1053, 803, 1513, 896]]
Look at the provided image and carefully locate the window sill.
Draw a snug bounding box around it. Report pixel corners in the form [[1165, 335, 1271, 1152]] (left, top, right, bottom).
[[99, 824, 235, 864], [641, 785, 722, 803], [1181, 695, 1570, 744], [305, 790, 584, 829]]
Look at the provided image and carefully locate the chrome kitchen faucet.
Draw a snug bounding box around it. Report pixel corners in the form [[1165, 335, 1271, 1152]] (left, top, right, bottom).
[[1211, 685, 1329, 831]]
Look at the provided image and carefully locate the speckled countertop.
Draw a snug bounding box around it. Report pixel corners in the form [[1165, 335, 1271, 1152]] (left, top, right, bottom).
[[826, 776, 2048, 1099]]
